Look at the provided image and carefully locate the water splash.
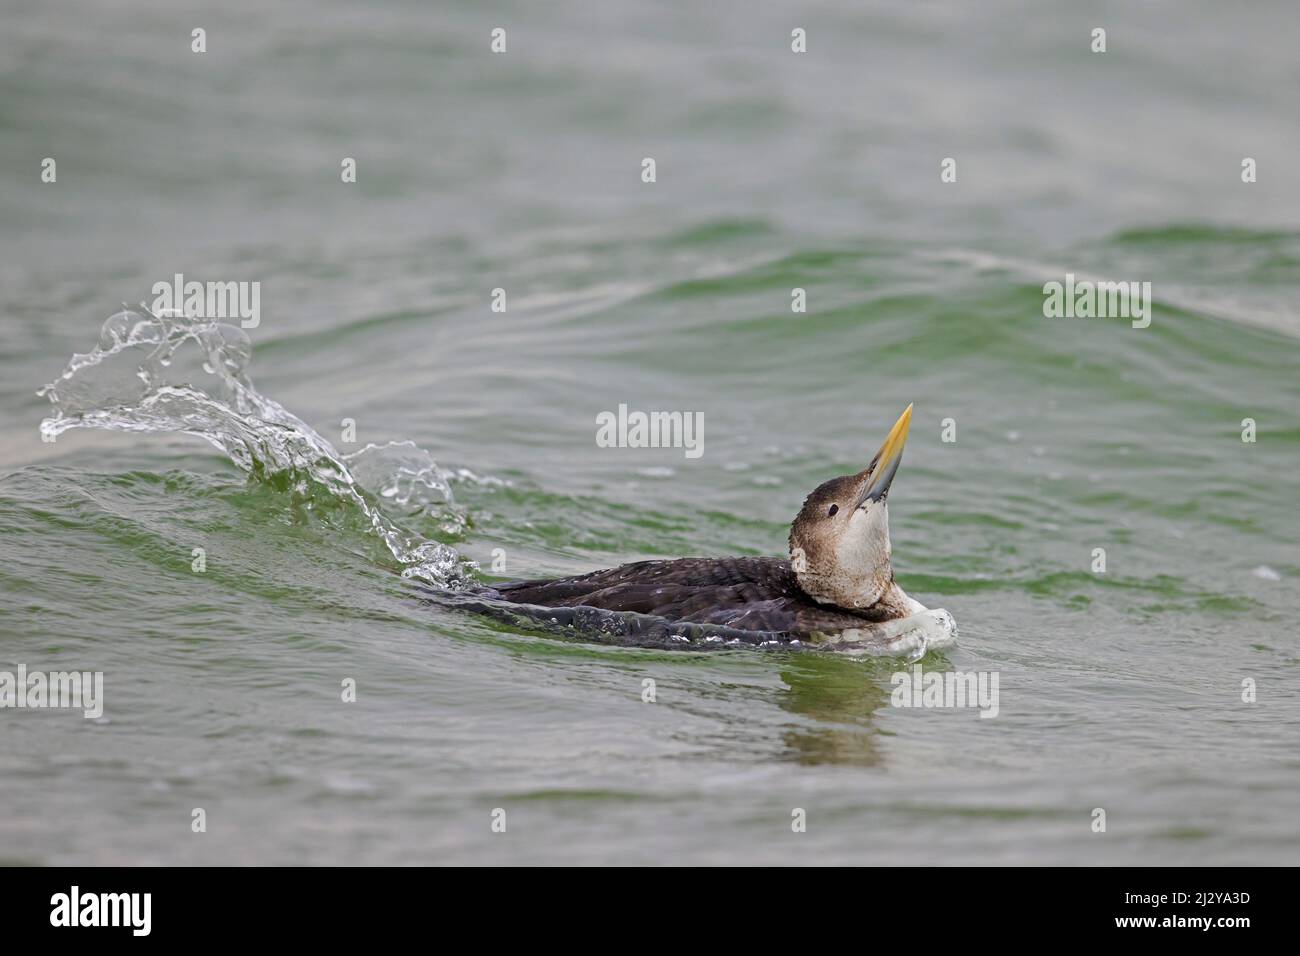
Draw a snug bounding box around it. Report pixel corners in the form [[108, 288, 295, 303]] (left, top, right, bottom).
[[39, 307, 478, 587]]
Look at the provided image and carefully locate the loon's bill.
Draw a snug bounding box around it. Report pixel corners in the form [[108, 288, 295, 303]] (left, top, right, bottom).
[[487, 404, 956, 656]]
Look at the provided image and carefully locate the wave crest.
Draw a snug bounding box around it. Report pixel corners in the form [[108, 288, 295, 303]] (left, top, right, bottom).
[[39, 307, 478, 588]]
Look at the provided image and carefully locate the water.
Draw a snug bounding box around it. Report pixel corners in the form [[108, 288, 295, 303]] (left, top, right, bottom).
[[2, 0, 1298, 865]]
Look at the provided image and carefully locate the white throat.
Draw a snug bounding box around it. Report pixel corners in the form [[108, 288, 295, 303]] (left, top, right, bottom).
[[794, 504, 897, 609]]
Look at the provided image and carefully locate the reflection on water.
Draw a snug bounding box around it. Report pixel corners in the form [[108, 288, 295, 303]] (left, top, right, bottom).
[[776, 654, 953, 767]]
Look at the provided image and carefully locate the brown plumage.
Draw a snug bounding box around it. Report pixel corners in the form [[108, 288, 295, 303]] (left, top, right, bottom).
[[493, 556, 901, 636]]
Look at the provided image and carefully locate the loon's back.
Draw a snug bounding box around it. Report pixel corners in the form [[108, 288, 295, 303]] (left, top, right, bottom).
[[493, 556, 902, 636]]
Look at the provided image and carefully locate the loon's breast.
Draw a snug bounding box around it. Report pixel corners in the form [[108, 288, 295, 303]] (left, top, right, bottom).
[[492, 556, 904, 636]]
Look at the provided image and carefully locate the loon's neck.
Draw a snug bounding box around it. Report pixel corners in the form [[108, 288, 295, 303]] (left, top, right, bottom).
[[791, 567, 926, 620], [873, 580, 927, 618]]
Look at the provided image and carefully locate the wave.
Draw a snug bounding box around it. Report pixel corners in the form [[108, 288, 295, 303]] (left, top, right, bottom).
[[925, 225, 1300, 339], [38, 307, 479, 588]]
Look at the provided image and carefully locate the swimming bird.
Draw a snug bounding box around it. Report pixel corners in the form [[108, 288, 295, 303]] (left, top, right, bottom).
[[489, 405, 956, 656]]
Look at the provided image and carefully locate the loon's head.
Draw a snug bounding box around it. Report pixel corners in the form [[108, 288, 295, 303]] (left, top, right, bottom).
[[787, 404, 912, 609]]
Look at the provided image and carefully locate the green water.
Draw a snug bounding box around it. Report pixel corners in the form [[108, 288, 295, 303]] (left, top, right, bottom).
[[2, 1, 1298, 865]]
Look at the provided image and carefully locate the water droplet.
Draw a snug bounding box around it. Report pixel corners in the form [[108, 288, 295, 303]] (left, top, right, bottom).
[[98, 310, 139, 349], [215, 323, 252, 376]]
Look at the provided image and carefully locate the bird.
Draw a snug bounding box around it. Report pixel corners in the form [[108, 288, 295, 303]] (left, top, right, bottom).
[[483, 405, 956, 657]]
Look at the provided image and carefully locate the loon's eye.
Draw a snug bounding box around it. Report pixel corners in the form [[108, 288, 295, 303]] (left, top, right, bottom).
[[827, 504, 839, 517]]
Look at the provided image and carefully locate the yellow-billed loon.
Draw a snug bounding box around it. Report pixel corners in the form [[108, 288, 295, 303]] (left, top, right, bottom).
[[487, 405, 956, 657]]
